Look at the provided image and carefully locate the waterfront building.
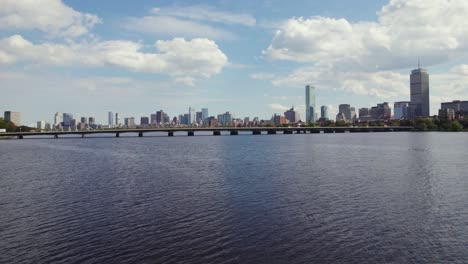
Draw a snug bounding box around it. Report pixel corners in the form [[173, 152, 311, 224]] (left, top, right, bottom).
[[217, 112, 232, 126], [80, 117, 87, 124], [338, 104, 352, 122], [4, 111, 21, 126], [441, 100, 468, 113], [305, 85, 316, 122], [196, 111, 203, 123], [336, 113, 346, 122], [359, 108, 370, 118], [207, 116, 217, 127], [350, 107, 357, 121], [140, 117, 149, 126], [108, 111, 113, 127], [88, 117, 95, 125], [63, 113, 73, 127], [54, 112, 62, 127], [45, 122, 52, 130], [150, 114, 157, 124], [409, 65, 430, 117], [394, 101, 411, 120], [163, 113, 170, 123], [284, 106, 300, 123], [201, 108, 209, 121], [115, 113, 121, 126], [124, 117, 136, 128], [438, 109, 455, 120], [37, 121, 46, 130], [370, 102, 392, 121], [155, 110, 165, 124], [320, 106, 329, 120], [273, 114, 287, 125]]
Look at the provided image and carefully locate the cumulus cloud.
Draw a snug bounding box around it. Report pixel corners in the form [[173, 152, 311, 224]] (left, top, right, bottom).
[[265, 0, 468, 70], [269, 103, 289, 111], [250, 72, 276, 80], [0, 0, 101, 38], [0, 35, 228, 78]]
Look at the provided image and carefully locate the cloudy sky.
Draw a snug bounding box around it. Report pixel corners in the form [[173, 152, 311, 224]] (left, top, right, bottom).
[[1, 0, 467, 125]]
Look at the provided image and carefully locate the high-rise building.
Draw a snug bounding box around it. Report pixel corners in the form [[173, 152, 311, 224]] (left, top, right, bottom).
[[62, 113, 73, 127], [54, 112, 62, 126], [188, 107, 194, 125], [284, 106, 300, 123], [370, 102, 392, 120], [217, 112, 232, 126], [201, 108, 209, 121], [37, 121, 46, 130], [80, 117, 87, 124], [441, 100, 468, 112], [350, 107, 357, 121], [305, 85, 316, 122], [115, 113, 121, 126], [150, 114, 157, 124], [409, 65, 430, 117], [196, 111, 203, 123], [140, 117, 149, 126], [338, 104, 352, 121], [108, 111, 114, 126], [359, 108, 371, 121], [124, 117, 136, 128], [394, 101, 411, 120], [320, 105, 329, 120], [88, 117, 95, 125], [273, 114, 287, 125], [4, 111, 21, 126], [156, 110, 164, 124]]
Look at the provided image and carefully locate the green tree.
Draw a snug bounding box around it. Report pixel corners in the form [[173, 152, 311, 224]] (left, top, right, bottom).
[[450, 120, 463, 131]]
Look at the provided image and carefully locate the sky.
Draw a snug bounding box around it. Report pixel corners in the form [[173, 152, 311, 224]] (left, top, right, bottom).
[[1, 0, 468, 125]]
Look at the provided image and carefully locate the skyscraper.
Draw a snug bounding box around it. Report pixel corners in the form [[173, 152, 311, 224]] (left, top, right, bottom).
[[201, 108, 209, 121], [305, 85, 316, 122], [108, 111, 114, 126], [409, 64, 430, 117], [284, 106, 300, 123], [4, 111, 21, 126], [320, 105, 329, 119], [115, 113, 121, 126], [54, 112, 62, 126], [62, 113, 73, 127], [394, 101, 410, 119]]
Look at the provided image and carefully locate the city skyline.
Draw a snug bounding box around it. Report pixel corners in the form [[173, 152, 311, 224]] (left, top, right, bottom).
[[1, 0, 468, 125]]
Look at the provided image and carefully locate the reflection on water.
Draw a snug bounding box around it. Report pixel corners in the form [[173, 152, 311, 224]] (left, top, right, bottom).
[[0, 132, 467, 263]]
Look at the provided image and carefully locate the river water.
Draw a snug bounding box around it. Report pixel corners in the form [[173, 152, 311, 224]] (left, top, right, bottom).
[[0, 132, 467, 263]]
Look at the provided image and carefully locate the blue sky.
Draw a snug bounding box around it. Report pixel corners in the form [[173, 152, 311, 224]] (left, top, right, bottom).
[[1, 0, 467, 125]]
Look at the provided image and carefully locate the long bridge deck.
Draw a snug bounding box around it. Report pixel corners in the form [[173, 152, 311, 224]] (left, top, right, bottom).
[[1, 126, 413, 139]]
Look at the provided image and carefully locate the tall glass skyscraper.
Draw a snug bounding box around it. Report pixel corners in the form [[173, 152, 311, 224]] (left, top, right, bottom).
[[201, 108, 209, 121], [305, 85, 316, 122], [108, 111, 114, 126], [410, 66, 430, 117], [320, 105, 329, 119]]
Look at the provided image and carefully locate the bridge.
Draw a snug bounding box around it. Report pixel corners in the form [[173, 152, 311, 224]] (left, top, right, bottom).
[[1, 126, 413, 139]]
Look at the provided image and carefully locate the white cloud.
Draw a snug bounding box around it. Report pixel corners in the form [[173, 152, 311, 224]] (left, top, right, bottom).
[[151, 6, 256, 27], [269, 103, 289, 111], [0, 0, 101, 38], [0, 35, 228, 78], [265, 0, 468, 71], [125, 16, 235, 40], [250, 72, 276, 80]]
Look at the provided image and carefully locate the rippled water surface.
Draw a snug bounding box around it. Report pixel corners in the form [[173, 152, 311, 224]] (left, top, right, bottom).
[[1, 132, 467, 263]]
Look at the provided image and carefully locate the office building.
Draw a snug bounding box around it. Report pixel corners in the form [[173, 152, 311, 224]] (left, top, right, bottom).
[[155, 110, 165, 124], [438, 109, 455, 120], [4, 111, 21, 126], [359, 108, 371, 121], [54, 112, 62, 126], [409, 65, 430, 117], [338, 104, 353, 122], [441, 100, 468, 112], [140, 117, 149, 126], [273, 114, 287, 125], [217, 112, 232, 126], [394, 101, 411, 120], [108, 111, 113, 126], [88, 117, 95, 125], [63, 113, 73, 127], [150, 114, 157, 124], [37, 121, 46, 130], [305, 85, 316, 122], [284, 106, 300, 123], [124, 117, 136, 128], [115, 113, 121, 126], [370, 102, 392, 120], [336, 113, 346, 122], [196, 111, 203, 123], [80, 117, 87, 124], [320, 105, 329, 120], [201, 108, 209, 121]]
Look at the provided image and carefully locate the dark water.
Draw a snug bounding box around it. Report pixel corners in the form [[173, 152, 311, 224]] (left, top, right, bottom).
[[0, 132, 467, 264]]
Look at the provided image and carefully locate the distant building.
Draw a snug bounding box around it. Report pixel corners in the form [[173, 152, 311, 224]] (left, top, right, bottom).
[[156, 110, 165, 124], [284, 106, 300, 123], [150, 114, 157, 124], [115, 113, 121, 126], [320, 105, 329, 120], [196, 111, 203, 123], [370, 102, 392, 121], [140, 117, 149, 126], [108, 111, 113, 126], [88, 117, 95, 125], [63, 113, 73, 127], [124, 117, 136, 128], [217, 112, 232, 126], [305, 85, 316, 122], [409, 65, 430, 117], [394, 101, 410, 120], [338, 104, 353, 122], [54, 112, 62, 127], [441, 100, 468, 113], [350, 107, 357, 121], [4, 111, 21, 126], [80, 117, 87, 124], [439, 109, 455, 120], [207, 116, 217, 127], [359, 108, 370, 119], [37, 121, 46, 130], [336, 113, 346, 122], [273, 114, 287, 125], [201, 108, 209, 121]]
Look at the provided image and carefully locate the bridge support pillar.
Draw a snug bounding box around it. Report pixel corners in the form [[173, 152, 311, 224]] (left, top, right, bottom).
[[138, 132, 143, 137], [168, 132, 174, 137], [213, 131, 221, 136], [253, 130, 261, 135], [54, 134, 59, 139], [188, 131, 194, 136], [230, 131, 238, 135], [116, 133, 120, 137], [82, 134, 85, 138], [267, 130, 276, 135], [17, 135, 23, 139]]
